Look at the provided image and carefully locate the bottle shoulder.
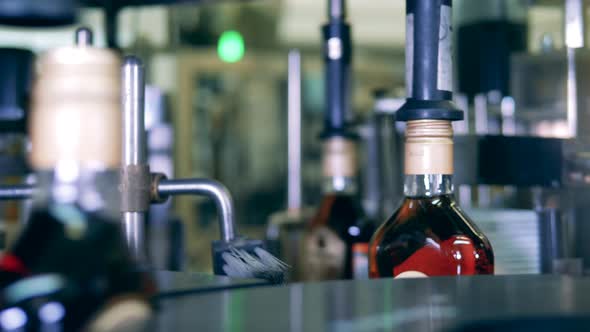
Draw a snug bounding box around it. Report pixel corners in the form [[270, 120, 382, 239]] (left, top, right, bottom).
[[309, 194, 362, 226], [369, 195, 495, 277], [307, 193, 374, 242], [374, 195, 491, 247]]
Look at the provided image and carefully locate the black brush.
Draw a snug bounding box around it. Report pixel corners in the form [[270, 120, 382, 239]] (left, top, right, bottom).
[[155, 178, 289, 284]]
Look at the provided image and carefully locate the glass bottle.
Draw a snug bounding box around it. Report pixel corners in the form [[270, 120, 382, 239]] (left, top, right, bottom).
[[301, 137, 374, 280], [369, 120, 494, 278], [0, 44, 154, 330]]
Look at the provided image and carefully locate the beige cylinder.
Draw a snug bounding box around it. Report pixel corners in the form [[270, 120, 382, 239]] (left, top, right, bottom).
[[404, 120, 453, 175], [322, 137, 357, 177], [29, 46, 122, 170]]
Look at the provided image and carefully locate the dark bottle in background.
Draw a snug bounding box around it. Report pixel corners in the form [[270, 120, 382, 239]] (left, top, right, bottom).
[[301, 137, 374, 280]]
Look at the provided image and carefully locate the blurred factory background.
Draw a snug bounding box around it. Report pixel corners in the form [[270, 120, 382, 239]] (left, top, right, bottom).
[[0, 0, 582, 273]]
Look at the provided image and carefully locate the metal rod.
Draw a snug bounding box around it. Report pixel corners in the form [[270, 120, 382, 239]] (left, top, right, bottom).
[[0, 184, 34, 201], [123, 56, 146, 166], [328, 0, 346, 19], [122, 55, 147, 261], [565, 0, 584, 138], [567, 48, 578, 138], [123, 212, 145, 260], [157, 178, 236, 243], [287, 50, 302, 212]]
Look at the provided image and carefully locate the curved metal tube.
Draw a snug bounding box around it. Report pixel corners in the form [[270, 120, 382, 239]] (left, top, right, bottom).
[[157, 178, 236, 243], [0, 184, 34, 200]]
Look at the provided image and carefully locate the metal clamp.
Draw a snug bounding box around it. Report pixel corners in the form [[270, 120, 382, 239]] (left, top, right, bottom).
[[120, 164, 151, 212], [150, 172, 168, 204]]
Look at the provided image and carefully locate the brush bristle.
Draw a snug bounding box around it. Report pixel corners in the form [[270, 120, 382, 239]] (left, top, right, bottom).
[[221, 247, 289, 284]]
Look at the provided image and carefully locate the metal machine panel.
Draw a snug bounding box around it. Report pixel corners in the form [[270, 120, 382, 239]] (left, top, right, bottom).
[[153, 275, 590, 331], [454, 135, 564, 187]]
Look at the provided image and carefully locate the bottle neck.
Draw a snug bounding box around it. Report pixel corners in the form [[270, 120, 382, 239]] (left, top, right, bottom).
[[321, 136, 357, 195], [404, 174, 453, 198], [33, 163, 120, 221], [403, 120, 454, 198], [322, 175, 357, 195]]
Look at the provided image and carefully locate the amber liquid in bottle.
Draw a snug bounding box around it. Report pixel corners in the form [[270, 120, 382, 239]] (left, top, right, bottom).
[[302, 137, 374, 280], [369, 121, 494, 278]]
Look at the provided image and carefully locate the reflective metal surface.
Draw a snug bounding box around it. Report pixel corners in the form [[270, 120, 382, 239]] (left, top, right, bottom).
[[122, 56, 147, 167], [287, 49, 302, 212], [155, 271, 268, 298], [123, 212, 146, 261], [153, 275, 590, 331], [122, 56, 147, 262]]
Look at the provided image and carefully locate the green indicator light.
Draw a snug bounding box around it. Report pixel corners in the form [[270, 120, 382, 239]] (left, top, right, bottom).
[[218, 30, 245, 63]]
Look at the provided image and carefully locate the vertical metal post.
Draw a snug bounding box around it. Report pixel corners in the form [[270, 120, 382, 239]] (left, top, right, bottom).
[[362, 104, 382, 221], [287, 50, 302, 213], [122, 56, 147, 261], [565, 0, 585, 138], [566, 48, 578, 138], [474, 93, 491, 207], [454, 93, 472, 209]]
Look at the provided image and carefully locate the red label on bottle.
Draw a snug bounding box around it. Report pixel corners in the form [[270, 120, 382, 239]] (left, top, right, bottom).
[[393, 235, 478, 277], [0, 253, 29, 276]]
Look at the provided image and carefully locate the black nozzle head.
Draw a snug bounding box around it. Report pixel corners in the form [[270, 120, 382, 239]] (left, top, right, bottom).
[[396, 98, 463, 122], [319, 126, 359, 141]]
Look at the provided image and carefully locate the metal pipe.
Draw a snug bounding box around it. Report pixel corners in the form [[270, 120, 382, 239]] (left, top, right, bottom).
[[157, 178, 236, 243], [328, 0, 345, 19], [287, 50, 302, 212], [0, 184, 34, 201], [122, 56, 146, 166], [565, 0, 585, 138], [122, 56, 147, 261], [567, 48, 578, 138], [124, 212, 145, 260]]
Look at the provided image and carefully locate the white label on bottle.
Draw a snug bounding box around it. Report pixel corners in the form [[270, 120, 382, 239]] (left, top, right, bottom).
[[406, 13, 414, 97], [437, 5, 453, 92], [302, 227, 346, 280], [322, 137, 357, 178], [327, 37, 343, 60], [395, 271, 428, 279]]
